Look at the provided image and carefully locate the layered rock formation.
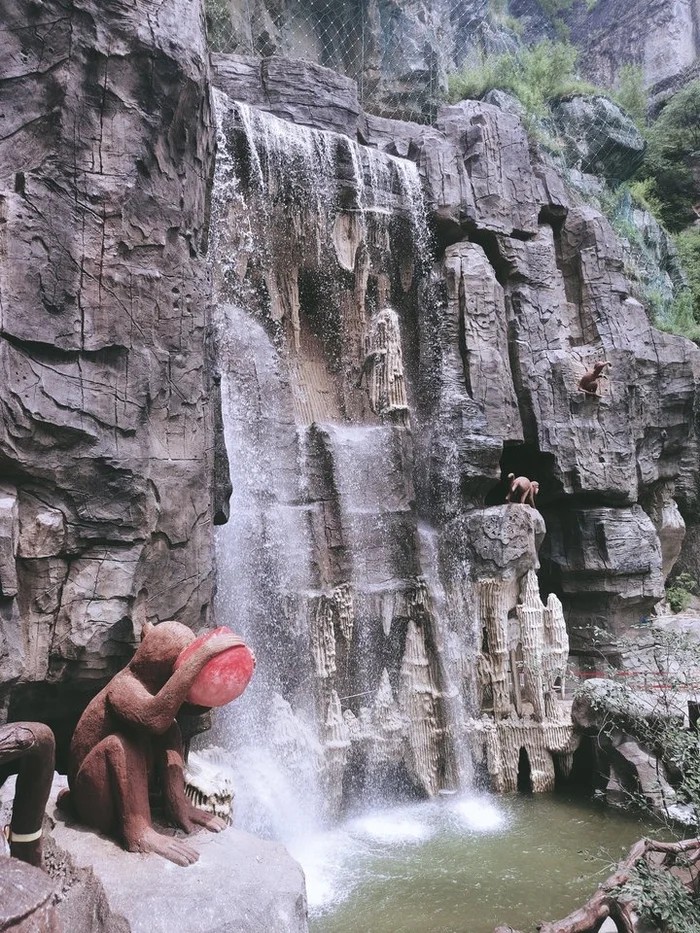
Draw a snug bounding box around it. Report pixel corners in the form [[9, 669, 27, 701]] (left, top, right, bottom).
[[209, 57, 699, 816], [211, 0, 700, 118], [0, 0, 698, 839], [0, 1, 220, 749]]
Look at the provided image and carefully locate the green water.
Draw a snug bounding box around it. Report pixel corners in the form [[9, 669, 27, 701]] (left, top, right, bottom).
[[305, 792, 663, 933]]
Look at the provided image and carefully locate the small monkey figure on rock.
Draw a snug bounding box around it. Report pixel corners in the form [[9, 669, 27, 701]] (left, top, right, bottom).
[[63, 621, 244, 866], [0, 722, 55, 867], [506, 474, 539, 507], [578, 360, 611, 397]]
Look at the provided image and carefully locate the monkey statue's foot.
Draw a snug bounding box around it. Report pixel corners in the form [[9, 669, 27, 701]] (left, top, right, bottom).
[[187, 806, 227, 833], [130, 828, 199, 866], [10, 838, 43, 868], [164, 802, 227, 835]]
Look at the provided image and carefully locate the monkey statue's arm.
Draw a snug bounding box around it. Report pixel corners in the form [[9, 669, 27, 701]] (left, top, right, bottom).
[[108, 632, 243, 735], [0, 722, 55, 867]]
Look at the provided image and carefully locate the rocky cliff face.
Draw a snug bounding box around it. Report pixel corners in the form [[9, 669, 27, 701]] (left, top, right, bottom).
[[213, 0, 700, 117], [0, 0, 220, 752], [209, 56, 699, 817], [1, 0, 698, 819]]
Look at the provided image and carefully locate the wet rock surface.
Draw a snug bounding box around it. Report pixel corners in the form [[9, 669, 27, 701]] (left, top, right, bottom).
[[0, 0, 699, 835], [207, 51, 700, 807]]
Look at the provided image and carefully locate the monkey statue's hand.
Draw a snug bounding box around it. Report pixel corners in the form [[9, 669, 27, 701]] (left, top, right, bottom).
[[199, 631, 246, 661]]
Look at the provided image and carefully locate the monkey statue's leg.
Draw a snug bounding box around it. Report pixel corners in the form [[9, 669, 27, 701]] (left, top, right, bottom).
[[72, 733, 199, 867], [156, 724, 227, 834], [519, 486, 529, 504], [0, 722, 55, 867]]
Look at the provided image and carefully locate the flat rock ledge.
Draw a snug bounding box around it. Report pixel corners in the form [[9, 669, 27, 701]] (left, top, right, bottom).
[[2, 778, 309, 933]]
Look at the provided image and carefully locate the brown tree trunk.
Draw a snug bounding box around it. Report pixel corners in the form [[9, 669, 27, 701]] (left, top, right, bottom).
[[495, 837, 700, 933]]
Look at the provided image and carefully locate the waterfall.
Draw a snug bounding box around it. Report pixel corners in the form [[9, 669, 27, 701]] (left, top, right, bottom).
[[207, 85, 461, 841]]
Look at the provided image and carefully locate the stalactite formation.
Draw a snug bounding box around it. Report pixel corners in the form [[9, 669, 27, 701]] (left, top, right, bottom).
[[184, 747, 237, 822], [473, 571, 577, 793], [364, 308, 410, 423]]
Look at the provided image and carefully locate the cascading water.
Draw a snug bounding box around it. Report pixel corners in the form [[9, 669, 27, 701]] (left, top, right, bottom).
[[205, 84, 589, 927], [208, 87, 464, 850]]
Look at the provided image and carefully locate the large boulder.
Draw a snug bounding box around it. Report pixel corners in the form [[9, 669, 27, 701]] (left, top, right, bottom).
[[572, 678, 680, 811], [552, 95, 646, 181]]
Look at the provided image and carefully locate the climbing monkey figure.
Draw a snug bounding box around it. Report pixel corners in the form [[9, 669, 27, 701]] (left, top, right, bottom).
[[0, 722, 55, 867], [506, 474, 539, 507], [63, 621, 243, 866], [578, 360, 611, 397]]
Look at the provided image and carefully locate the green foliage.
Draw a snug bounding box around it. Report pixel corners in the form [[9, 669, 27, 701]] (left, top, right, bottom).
[[488, 0, 524, 35], [448, 40, 597, 119], [674, 228, 700, 323], [640, 80, 700, 231], [205, 0, 236, 53], [627, 178, 663, 218], [614, 64, 648, 128], [656, 291, 700, 344], [536, 0, 575, 39], [666, 573, 698, 614], [537, 0, 575, 15], [622, 860, 700, 933]]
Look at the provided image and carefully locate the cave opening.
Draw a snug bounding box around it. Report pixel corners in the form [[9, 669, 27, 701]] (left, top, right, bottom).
[[561, 737, 598, 795], [517, 747, 533, 794], [484, 442, 564, 508]]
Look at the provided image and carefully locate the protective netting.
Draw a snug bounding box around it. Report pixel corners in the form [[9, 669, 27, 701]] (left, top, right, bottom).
[[205, 0, 678, 323], [204, 0, 639, 125]]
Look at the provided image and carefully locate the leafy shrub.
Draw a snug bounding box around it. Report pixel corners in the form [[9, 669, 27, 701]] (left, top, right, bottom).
[[639, 80, 700, 231], [622, 860, 700, 933], [674, 227, 700, 322], [614, 63, 648, 128], [657, 292, 700, 344], [205, 0, 237, 53], [665, 572, 698, 613], [627, 178, 663, 218], [448, 40, 597, 119]]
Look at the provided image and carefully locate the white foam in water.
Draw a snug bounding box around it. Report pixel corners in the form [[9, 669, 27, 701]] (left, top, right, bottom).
[[349, 811, 435, 845], [286, 828, 372, 912], [450, 795, 507, 833]]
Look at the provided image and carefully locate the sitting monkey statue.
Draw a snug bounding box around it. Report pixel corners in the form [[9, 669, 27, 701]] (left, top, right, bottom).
[[578, 360, 611, 397], [0, 722, 55, 867], [63, 621, 243, 866], [506, 474, 539, 507]]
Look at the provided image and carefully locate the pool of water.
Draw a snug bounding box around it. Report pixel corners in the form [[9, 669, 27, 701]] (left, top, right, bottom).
[[296, 792, 663, 933]]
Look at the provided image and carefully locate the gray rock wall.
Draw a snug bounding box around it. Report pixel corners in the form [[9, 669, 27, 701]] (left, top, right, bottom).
[[0, 0, 219, 739], [209, 54, 700, 816], [218, 0, 700, 117]]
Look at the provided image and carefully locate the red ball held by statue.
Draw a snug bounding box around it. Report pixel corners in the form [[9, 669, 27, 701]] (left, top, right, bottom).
[[175, 626, 255, 707]]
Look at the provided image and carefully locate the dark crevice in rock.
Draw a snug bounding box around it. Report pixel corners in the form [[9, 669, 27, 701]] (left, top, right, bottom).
[[1, 331, 129, 364], [557, 735, 598, 794], [517, 747, 533, 793], [485, 443, 564, 509], [464, 227, 514, 286]]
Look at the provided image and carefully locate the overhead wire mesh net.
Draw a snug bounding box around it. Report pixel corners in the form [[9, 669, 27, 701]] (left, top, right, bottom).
[[203, 0, 683, 324], [203, 0, 602, 121]]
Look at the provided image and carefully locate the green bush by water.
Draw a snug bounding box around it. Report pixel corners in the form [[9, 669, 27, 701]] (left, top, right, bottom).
[[665, 572, 698, 614]]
